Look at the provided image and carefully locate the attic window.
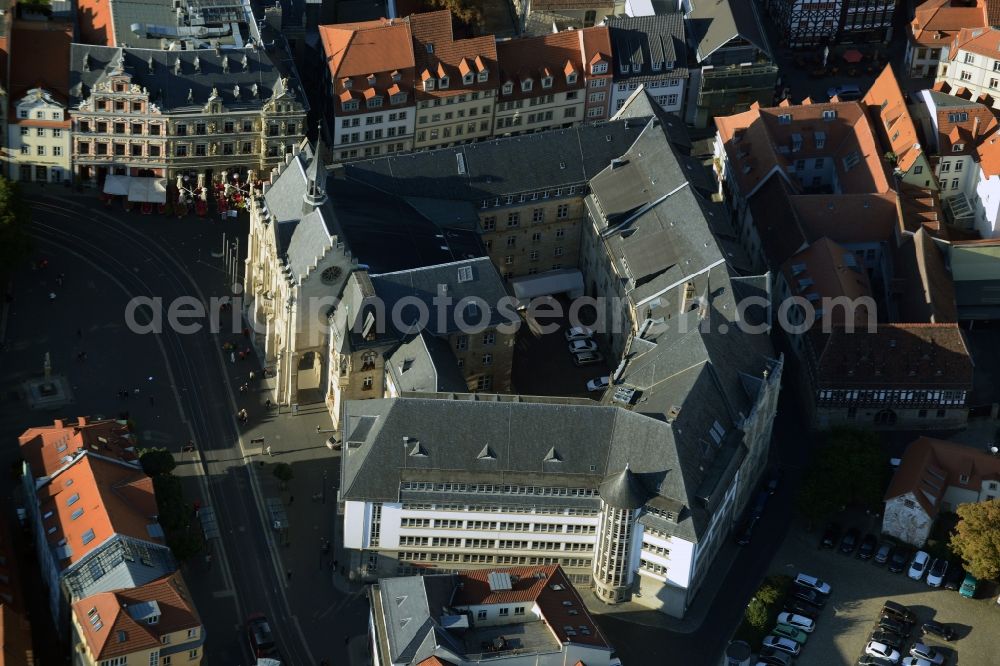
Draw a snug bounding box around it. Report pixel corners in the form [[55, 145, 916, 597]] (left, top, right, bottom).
[[953, 143, 965, 151], [822, 110, 836, 121], [502, 82, 513, 95], [592, 62, 607, 74], [82, 529, 96, 545], [423, 79, 435, 92], [426, 43, 434, 53], [948, 112, 969, 123], [960, 474, 970, 484], [478, 69, 489, 82], [778, 114, 791, 125], [463, 72, 474, 84], [66, 493, 81, 507], [814, 131, 826, 149], [543, 446, 563, 462], [342, 78, 352, 90], [652, 60, 663, 72], [440, 76, 450, 89], [118, 631, 127, 643], [477, 445, 496, 460], [842, 151, 861, 170], [542, 76, 553, 89], [521, 79, 533, 92]]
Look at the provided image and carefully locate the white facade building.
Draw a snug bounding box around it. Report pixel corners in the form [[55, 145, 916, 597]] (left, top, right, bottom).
[[8, 88, 72, 183]]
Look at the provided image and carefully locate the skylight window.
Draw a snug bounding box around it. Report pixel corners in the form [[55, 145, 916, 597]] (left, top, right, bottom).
[[82, 529, 96, 545], [66, 493, 80, 507]]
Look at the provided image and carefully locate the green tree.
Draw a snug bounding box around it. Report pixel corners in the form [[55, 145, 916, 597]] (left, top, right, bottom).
[[273, 463, 294, 489], [0, 178, 31, 281], [950, 499, 1000, 581], [427, 0, 483, 28], [797, 428, 888, 523], [166, 532, 203, 561], [152, 474, 189, 532], [138, 447, 177, 477]]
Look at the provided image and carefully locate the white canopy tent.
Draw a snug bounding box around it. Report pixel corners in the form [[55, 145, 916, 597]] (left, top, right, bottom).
[[127, 177, 168, 203], [102, 175, 130, 196]]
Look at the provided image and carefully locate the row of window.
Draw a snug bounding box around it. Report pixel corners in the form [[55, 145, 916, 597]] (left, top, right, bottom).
[[420, 105, 491, 123], [416, 90, 493, 109], [399, 518, 596, 534], [18, 145, 63, 157], [818, 389, 967, 405], [416, 121, 490, 143], [400, 502, 599, 516], [397, 551, 593, 567], [20, 127, 63, 138], [400, 482, 598, 496], [337, 143, 406, 161], [339, 111, 409, 129], [482, 209, 570, 230], [338, 126, 408, 145], [481, 187, 581, 209]]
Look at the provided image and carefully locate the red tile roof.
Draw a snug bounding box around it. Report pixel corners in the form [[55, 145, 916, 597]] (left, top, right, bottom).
[[18, 417, 137, 479], [949, 26, 1000, 60], [76, 0, 115, 45], [35, 453, 159, 567], [453, 565, 611, 648], [910, 0, 987, 47], [791, 193, 900, 244], [782, 237, 874, 326], [893, 227, 959, 323], [496, 30, 586, 102], [73, 572, 201, 661], [409, 10, 498, 99], [863, 65, 924, 172], [815, 323, 973, 389], [885, 436, 1000, 517]]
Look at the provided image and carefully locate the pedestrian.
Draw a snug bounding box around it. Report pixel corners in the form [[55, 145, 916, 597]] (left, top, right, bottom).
[[266, 445, 272, 457], [249, 370, 255, 382], [265, 398, 272, 409], [242, 327, 250, 338], [49, 292, 56, 302], [238, 350, 246, 361], [230, 351, 235, 364]]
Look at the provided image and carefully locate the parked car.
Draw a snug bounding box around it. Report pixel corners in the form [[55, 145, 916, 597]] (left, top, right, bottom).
[[857, 656, 896, 666], [568, 339, 599, 353], [865, 641, 901, 663], [828, 83, 862, 100], [943, 565, 965, 591], [586, 376, 610, 392], [564, 326, 594, 341], [877, 616, 911, 637], [926, 558, 948, 587], [757, 649, 794, 666], [858, 533, 878, 560], [794, 573, 831, 595], [909, 643, 945, 665], [874, 542, 893, 566], [776, 612, 815, 633], [782, 602, 818, 621], [773, 623, 808, 644], [762, 636, 801, 657], [869, 630, 904, 651], [820, 522, 841, 549], [735, 516, 759, 546], [840, 528, 861, 554], [791, 586, 826, 608], [881, 600, 916, 624], [246, 614, 277, 658], [920, 620, 956, 641], [900, 659, 934, 666], [766, 468, 783, 494], [888, 546, 912, 574], [572, 351, 604, 366], [751, 490, 770, 518], [908, 550, 931, 580], [960, 572, 978, 598]]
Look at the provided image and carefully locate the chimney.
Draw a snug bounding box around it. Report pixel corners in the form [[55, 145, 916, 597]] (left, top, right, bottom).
[[78, 416, 90, 426], [974, 115, 981, 138], [54, 418, 66, 428]]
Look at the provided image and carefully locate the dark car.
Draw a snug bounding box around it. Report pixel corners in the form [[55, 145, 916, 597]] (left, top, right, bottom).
[[766, 468, 783, 494], [857, 656, 895, 666], [869, 629, 905, 650], [757, 650, 794, 666], [888, 546, 912, 573], [881, 600, 917, 624], [751, 490, 770, 518], [877, 615, 911, 636], [874, 542, 893, 566], [921, 620, 957, 641], [943, 564, 965, 591], [858, 533, 878, 560], [246, 614, 277, 658], [839, 527, 861, 554], [820, 523, 841, 549], [791, 586, 827, 608], [735, 516, 759, 546], [782, 602, 819, 621]]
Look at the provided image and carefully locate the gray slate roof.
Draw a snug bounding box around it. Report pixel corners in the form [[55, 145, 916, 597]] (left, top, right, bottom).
[[386, 331, 469, 394], [606, 14, 690, 82], [69, 43, 302, 113], [686, 0, 771, 62], [378, 574, 463, 664], [344, 119, 649, 202]]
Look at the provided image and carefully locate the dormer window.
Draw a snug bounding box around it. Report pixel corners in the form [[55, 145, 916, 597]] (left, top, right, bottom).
[[542, 76, 553, 89], [478, 69, 488, 82], [619, 61, 629, 74], [631, 62, 641, 73], [592, 61, 607, 74], [367, 96, 383, 108], [391, 92, 408, 105], [953, 143, 965, 151], [822, 109, 836, 121], [652, 60, 663, 72], [367, 74, 376, 86], [778, 114, 791, 124], [426, 43, 434, 53], [503, 81, 513, 95], [342, 100, 359, 111], [391, 70, 401, 82], [424, 79, 435, 92], [665, 60, 675, 70], [521, 79, 533, 92], [567, 72, 577, 84], [463, 72, 474, 84], [440, 76, 450, 89], [342, 78, 352, 90]]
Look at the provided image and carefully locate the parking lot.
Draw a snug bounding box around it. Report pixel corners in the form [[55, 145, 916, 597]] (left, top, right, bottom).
[[510, 297, 611, 397], [766, 527, 1000, 666]]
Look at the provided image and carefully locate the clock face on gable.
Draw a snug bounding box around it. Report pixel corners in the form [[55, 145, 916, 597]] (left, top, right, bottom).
[[321, 266, 343, 284]]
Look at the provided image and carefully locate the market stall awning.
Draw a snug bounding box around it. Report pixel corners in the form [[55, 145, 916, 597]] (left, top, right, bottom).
[[128, 177, 167, 203], [103, 175, 130, 196]]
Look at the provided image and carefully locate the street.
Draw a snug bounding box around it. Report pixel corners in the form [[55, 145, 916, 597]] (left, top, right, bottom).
[[0, 188, 368, 665]]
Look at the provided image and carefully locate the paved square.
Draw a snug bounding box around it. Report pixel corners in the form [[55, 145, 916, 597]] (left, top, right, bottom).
[[767, 528, 1000, 666]]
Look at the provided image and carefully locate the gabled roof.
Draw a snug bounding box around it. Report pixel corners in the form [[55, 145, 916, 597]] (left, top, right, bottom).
[[893, 227, 959, 323], [886, 436, 1000, 518], [781, 237, 874, 323], [863, 65, 924, 172], [606, 14, 689, 82], [989, 0, 1000, 24], [496, 30, 586, 101], [921, 88, 1000, 153], [319, 19, 415, 106], [949, 26, 1000, 60], [8, 19, 73, 109], [409, 10, 497, 99], [910, 0, 987, 47], [686, 0, 771, 62], [72, 572, 201, 661], [385, 330, 468, 394], [19, 417, 137, 478]]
